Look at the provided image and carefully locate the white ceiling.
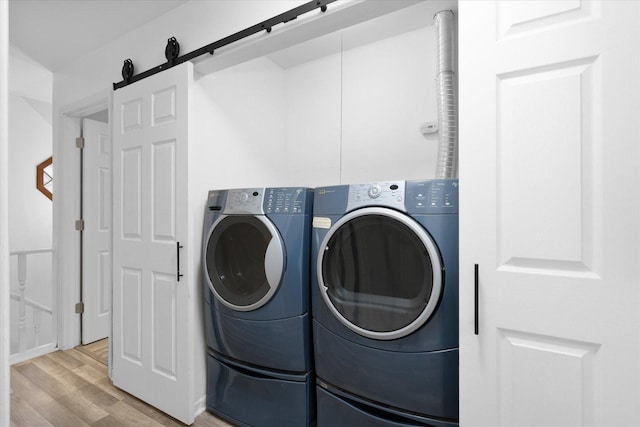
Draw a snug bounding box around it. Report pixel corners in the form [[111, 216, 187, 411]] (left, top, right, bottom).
[[9, 0, 187, 71]]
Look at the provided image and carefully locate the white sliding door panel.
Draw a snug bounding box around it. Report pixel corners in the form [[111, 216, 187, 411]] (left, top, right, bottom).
[[460, 1, 640, 426], [83, 118, 112, 344], [112, 62, 193, 425]]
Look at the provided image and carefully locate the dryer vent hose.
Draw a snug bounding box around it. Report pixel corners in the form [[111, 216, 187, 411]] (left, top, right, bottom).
[[434, 10, 458, 179]]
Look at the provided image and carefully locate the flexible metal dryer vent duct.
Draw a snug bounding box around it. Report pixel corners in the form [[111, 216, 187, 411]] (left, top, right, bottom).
[[434, 10, 458, 179]]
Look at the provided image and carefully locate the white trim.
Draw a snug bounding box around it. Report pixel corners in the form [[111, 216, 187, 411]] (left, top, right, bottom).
[[54, 91, 109, 350], [9, 343, 57, 366], [0, 1, 10, 424], [194, 394, 206, 419]]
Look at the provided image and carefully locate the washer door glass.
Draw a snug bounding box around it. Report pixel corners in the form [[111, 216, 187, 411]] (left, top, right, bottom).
[[319, 207, 442, 340], [206, 215, 284, 311]]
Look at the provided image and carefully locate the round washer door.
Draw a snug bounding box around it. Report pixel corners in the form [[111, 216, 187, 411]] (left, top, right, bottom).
[[205, 215, 285, 311], [318, 207, 442, 340]]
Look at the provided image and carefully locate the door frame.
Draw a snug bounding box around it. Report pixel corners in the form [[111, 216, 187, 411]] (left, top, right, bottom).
[[54, 91, 110, 351], [1, 0, 10, 423]]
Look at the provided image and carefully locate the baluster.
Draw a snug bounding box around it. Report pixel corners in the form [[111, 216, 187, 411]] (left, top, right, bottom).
[[33, 308, 41, 347], [18, 253, 27, 353]]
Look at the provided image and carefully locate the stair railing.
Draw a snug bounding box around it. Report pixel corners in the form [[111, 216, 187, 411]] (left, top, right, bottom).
[[9, 248, 55, 363]]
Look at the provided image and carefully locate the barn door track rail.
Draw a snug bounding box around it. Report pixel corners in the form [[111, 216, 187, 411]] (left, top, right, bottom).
[[113, 0, 337, 90]]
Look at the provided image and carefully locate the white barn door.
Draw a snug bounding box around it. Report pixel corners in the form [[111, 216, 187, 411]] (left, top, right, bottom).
[[82, 118, 111, 344], [112, 62, 193, 424], [459, 1, 640, 426]]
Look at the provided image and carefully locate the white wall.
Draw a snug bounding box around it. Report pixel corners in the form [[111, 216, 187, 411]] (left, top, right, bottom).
[[284, 50, 342, 187], [340, 25, 438, 183], [8, 46, 54, 354], [9, 46, 53, 251], [196, 20, 439, 189], [8, 95, 52, 250], [195, 57, 287, 189]]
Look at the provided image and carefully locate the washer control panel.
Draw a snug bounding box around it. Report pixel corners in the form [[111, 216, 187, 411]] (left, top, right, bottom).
[[223, 188, 265, 214], [222, 187, 310, 215], [346, 181, 406, 211]]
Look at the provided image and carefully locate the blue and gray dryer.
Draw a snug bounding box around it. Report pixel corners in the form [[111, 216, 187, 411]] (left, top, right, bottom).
[[311, 179, 459, 427]]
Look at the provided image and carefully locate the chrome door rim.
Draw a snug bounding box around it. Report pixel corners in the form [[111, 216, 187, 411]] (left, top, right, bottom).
[[204, 214, 284, 312], [317, 207, 442, 340]]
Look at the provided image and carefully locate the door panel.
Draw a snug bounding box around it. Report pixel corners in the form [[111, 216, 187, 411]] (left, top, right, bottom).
[[497, 329, 598, 427], [112, 62, 193, 424], [121, 267, 142, 363], [459, 1, 640, 426], [152, 272, 177, 379], [498, 59, 594, 270], [82, 118, 111, 344], [121, 147, 142, 240], [152, 140, 176, 241]]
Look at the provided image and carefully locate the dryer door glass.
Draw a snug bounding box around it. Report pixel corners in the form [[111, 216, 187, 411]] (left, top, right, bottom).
[[321, 211, 441, 338], [206, 215, 282, 310]]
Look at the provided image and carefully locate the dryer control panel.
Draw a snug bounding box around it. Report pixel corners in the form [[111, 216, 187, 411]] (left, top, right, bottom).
[[406, 179, 458, 214], [343, 180, 459, 214]]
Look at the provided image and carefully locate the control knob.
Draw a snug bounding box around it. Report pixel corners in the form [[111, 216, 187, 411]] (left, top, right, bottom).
[[368, 185, 381, 199]]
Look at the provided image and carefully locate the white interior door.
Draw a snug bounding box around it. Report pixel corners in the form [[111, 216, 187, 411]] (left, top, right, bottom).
[[459, 1, 640, 426], [82, 118, 111, 344], [112, 62, 193, 424]]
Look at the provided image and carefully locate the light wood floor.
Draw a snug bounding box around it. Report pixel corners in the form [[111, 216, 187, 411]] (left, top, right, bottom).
[[10, 340, 232, 427]]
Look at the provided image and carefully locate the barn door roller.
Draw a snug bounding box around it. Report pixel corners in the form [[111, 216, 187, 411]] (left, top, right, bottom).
[[165, 37, 180, 66]]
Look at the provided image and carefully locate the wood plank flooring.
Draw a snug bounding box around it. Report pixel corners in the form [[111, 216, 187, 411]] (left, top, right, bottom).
[[10, 341, 232, 427], [75, 339, 109, 366]]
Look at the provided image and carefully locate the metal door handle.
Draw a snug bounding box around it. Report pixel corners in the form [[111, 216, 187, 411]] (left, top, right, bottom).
[[177, 242, 184, 282], [474, 264, 479, 335]]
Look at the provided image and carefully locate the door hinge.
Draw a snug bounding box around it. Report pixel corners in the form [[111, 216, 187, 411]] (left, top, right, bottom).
[[76, 137, 85, 149], [75, 219, 85, 231], [75, 302, 84, 314]]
